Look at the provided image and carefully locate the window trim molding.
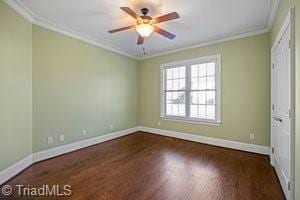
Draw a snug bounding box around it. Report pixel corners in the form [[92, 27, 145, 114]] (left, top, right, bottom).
[[160, 54, 222, 125]]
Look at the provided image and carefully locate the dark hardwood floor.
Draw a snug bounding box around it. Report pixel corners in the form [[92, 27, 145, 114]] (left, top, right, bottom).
[[1, 132, 284, 200]]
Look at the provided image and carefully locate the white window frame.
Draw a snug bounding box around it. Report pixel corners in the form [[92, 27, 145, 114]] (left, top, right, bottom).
[[160, 54, 222, 125]]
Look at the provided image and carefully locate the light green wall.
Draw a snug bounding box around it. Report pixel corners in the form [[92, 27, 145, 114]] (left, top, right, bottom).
[[270, 0, 299, 198], [139, 33, 270, 146], [0, 1, 33, 171], [32, 26, 139, 152]]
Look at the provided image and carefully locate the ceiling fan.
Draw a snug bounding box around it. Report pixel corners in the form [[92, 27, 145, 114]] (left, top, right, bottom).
[[108, 7, 180, 45]]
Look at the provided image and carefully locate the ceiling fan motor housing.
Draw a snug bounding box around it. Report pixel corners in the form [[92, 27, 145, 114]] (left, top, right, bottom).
[[141, 8, 149, 15], [137, 8, 152, 25]]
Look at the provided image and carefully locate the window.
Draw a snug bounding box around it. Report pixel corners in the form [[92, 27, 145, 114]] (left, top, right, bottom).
[[161, 55, 221, 125]]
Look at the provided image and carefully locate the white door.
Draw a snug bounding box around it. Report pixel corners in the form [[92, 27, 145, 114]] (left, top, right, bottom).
[[272, 24, 291, 199]]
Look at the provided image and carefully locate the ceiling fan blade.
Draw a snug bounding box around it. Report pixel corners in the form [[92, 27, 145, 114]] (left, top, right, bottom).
[[108, 25, 135, 33], [120, 7, 138, 19], [154, 26, 176, 40], [154, 12, 180, 24], [137, 35, 144, 45]]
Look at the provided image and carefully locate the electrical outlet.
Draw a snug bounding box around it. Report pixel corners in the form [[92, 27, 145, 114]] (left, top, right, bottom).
[[59, 135, 64, 142], [110, 125, 114, 130], [47, 136, 53, 144], [158, 121, 161, 126], [250, 133, 255, 140], [82, 129, 87, 136]]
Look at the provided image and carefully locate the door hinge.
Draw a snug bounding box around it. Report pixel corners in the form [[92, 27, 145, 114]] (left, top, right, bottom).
[[288, 181, 291, 191], [272, 104, 275, 110], [289, 109, 291, 118], [289, 40, 291, 49], [272, 63, 275, 69], [271, 147, 274, 154]]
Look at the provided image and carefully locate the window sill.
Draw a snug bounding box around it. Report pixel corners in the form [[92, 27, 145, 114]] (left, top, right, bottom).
[[160, 116, 222, 126]]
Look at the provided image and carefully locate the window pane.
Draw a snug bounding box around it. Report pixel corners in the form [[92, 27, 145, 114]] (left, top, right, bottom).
[[173, 79, 179, 90], [178, 92, 185, 104], [165, 91, 186, 117], [179, 67, 186, 78], [206, 105, 215, 119], [179, 79, 185, 90], [198, 91, 206, 104], [198, 105, 206, 118], [179, 104, 185, 116], [191, 92, 198, 104], [191, 65, 198, 77], [207, 76, 215, 89], [166, 104, 172, 115], [172, 92, 179, 102], [191, 78, 198, 90], [173, 68, 179, 79], [190, 105, 198, 118], [206, 91, 215, 105], [167, 80, 172, 90], [199, 77, 206, 89], [166, 68, 172, 79], [172, 104, 178, 115], [198, 64, 206, 76], [166, 92, 172, 104], [207, 62, 215, 76]]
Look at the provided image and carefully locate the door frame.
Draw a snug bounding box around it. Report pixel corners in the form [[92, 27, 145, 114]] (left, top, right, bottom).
[[270, 9, 295, 200]]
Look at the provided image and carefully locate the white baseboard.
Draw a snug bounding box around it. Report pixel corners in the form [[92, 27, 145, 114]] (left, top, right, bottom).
[[139, 126, 270, 155], [0, 127, 139, 185], [0, 154, 33, 185], [33, 126, 139, 162], [1, 125, 270, 185]]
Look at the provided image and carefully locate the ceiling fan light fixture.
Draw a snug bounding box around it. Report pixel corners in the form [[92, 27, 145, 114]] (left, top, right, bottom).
[[136, 24, 154, 38], [108, 7, 179, 45]]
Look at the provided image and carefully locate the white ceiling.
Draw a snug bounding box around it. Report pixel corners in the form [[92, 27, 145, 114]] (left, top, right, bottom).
[[17, 0, 278, 59]]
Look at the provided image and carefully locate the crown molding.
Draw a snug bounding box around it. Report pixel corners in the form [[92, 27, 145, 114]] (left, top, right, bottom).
[[3, 0, 35, 22], [139, 27, 269, 60], [139, 0, 280, 60], [32, 17, 139, 59], [4, 0, 280, 60], [3, 0, 139, 60], [266, 0, 281, 30]]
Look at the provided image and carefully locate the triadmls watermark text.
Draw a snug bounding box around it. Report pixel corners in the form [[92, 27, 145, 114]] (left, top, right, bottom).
[[1, 184, 72, 197]]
